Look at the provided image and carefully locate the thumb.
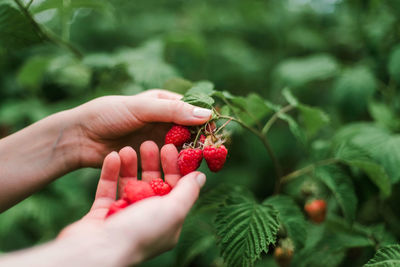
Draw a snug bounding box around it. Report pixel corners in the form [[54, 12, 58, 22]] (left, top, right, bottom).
[[165, 172, 206, 215], [129, 98, 212, 126]]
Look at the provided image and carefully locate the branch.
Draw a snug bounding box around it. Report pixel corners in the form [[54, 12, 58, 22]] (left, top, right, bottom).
[[13, 0, 83, 59], [219, 115, 283, 179], [280, 158, 338, 184], [262, 105, 295, 135], [26, 0, 34, 9]]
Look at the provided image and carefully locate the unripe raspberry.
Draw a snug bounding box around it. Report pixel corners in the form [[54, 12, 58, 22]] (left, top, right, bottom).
[[165, 125, 191, 147], [150, 178, 172, 196], [178, 148, 203, 175], [304, 199, 327, 223], [106, 199, 129, 218], [122, 180, 156, 204], [274, 246, 294, 267]]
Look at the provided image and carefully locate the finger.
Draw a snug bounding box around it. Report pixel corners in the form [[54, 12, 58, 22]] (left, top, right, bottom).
[[90, 152, 121, 212], [161, 144, 181, 187], [140, 141, 161, 182], [137, 89, 182, 100], [165, 172, 206, 215], [129, 98, 212, 126], [118, 146, 138, 197]]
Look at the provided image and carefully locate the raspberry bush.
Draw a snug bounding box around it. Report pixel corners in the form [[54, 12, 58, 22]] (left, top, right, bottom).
[[1, 0, 400, 266]]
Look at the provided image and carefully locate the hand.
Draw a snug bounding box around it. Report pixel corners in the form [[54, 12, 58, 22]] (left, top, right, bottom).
[[72, 90, 212, 167], [58, 141, 206, 265]]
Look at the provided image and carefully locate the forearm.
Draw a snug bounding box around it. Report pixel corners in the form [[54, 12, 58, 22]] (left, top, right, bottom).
[[0, 231, 131, 267], [0, 110, 81, 211]]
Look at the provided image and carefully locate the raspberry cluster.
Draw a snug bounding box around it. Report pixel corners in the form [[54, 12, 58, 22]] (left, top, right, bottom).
[[165, 124, 229, 175], [106, 178, 172, 218]]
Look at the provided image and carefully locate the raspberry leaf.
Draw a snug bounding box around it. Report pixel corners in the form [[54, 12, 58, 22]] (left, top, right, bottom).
[[215, 194, 279, 267], [264, 195, 307, 250], [335, 143, 391, 198], [316, 166, 357, 224], [364, 244, 400, 267]]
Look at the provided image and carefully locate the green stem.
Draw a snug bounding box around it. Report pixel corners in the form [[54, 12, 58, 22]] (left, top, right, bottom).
[[26, 0, 34, 9], [280, 158, 338, 184], [219, 115, 283, 179], [14, 0, 83, 59], [262, 105, 294, 135], [214, 118, 232, 135], [193, 125, 204, 147]]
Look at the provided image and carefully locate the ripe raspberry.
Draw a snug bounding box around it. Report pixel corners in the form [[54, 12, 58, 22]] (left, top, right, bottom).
[[304, 199, 326, 223], [203, 145, 228, 172], [122, 180, 156, 204], [150, 178, 172, 196], [178, 148, 203, 175], [165, 125, 191, 147], [106, 199, 129, 218]]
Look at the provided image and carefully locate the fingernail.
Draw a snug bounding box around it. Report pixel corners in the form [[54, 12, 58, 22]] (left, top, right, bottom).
[[196, 173, 206, 188], [193, 108, 212, 118]]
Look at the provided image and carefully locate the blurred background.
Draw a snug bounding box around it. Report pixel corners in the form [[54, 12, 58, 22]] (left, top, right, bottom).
[[1, 0, 400, 266]]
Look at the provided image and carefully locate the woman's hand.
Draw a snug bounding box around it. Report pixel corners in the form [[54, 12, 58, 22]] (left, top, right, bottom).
[[57, 141, 206, 265], [73, 90, 212, 167]]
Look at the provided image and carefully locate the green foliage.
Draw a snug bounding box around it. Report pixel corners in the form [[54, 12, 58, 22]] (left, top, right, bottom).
[[1, 0, 400, 266], [0, 2, 42, 49], [364, 244, 400, 267], [215, 194, 279, 267], [264, 195, 307, 250], [316, 166, 357, 224]]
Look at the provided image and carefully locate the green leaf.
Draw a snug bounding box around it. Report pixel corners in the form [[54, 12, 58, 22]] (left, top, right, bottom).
[[334, 123, 400, 183], [388, 45, 400, 83], [278, 113, 306, 144], [316, 166, 357, 223], [335, 144, 392, 198], [186, 80, 215, 95], [275, 54, 338, 87], [282, 87, 298, 106], [215, 195, 279, 267], [0, 2, 42, 49], [333, 65, 377, 116], [31, 0, 114, 17], [264, 195, 307, 249], [281, 88, 329, 137], [365, 244, 400, 267], [182, 81, 215, 108], [369, 101, 400, 131], [17, 56, 51, 90], [163, 77, 193, 94], [176, 213, 217, 267], [298, 105, 330, 137]]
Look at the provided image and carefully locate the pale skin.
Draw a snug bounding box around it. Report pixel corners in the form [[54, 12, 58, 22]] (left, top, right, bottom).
[[0, 90, 211, 266]]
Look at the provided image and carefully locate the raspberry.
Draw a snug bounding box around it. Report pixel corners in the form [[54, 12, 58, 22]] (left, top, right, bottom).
[[199, 134, 206, 144], [178, 148, 203, 175], [122, 180, 156, 204], [274, 246, 294, 267], [304, 199, 326, 223], [165, 125, 191, 147], [106, 199, 129, 218], [150, 178, 172, 196], [203, 145, 228, 172]]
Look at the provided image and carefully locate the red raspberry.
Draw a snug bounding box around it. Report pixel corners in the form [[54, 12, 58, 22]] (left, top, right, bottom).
[[203, 145, 228, 172], [199, 134, 206, 144], [106, 199, 129, 218], [304, 199, 326, 223], [150, 178, 172, 196], [165, 125, 191, 147], [178, 148, 203, 175], [122, 180, 156, 204]]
